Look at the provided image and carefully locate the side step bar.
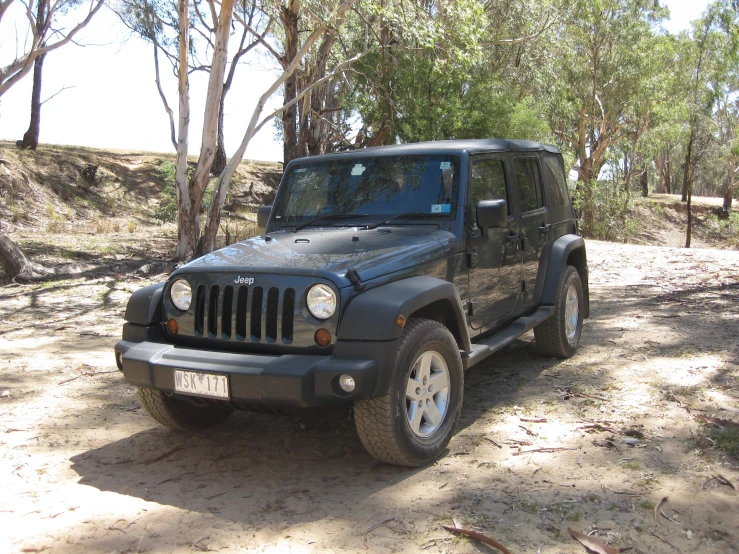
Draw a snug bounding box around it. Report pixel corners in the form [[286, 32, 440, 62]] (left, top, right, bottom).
[[461, 306, 555, 369]]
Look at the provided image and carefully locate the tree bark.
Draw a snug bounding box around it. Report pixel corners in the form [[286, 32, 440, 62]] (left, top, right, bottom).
[[0, 234, 34, 281], [640, 165, 648, 197], [684, 131, 695, 248], [19, 0, 48, 150], [280, 1, 299, 165], [20, 54, 45, 150]]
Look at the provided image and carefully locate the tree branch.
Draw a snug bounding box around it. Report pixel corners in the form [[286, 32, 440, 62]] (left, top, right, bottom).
[[40, 84, 74, 105]]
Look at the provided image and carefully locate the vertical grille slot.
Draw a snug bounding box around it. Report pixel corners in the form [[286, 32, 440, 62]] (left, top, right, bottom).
[[194, 285, 206, 336], [250, 286, 263, 340], [221, 285, 233, 339], [207, 285, 219, 337], [266, 287, 279, 342], [281, 288, 295, 343], [236, 286, 248, 339]]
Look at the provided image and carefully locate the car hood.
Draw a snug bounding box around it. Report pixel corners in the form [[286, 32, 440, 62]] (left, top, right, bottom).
[[175, 226, 458, 287]]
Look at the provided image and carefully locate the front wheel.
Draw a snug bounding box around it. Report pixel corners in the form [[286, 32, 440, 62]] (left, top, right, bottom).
[[138, 387, 232, 431], [534, 265, 584, 358], [354, 319, 463, 467]]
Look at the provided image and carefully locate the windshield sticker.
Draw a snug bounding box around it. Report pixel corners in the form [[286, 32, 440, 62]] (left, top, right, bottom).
[[439, 161, 451, 170], [431, 204, 451, 214], [351, 163, 366, 176], [295, 168, 307, 173]]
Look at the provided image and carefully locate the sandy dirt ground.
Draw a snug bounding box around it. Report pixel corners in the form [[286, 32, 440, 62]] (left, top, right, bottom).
[[1, 239, 738, 554]]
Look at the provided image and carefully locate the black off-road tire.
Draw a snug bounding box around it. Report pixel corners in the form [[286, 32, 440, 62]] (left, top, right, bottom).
[[534, 265, 583, 358], [353, 319, 463, 467], [138, 387, 232, 431]]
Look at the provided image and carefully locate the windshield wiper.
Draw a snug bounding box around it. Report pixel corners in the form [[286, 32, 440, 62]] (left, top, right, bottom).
[[366, 212, 447, 230], [291, 213, 370, 232]]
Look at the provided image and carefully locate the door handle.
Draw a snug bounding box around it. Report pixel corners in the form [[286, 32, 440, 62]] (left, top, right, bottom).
[[539, 223, 552, 233]]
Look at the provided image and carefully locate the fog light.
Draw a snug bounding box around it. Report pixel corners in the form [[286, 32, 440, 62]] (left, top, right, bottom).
[[167, 319, 179, 335], [339, 374, 356, 393], [315, 328, 331, 347]]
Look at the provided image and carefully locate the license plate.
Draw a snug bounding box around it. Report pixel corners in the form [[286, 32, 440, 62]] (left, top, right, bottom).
[[173, 369, 229, 399]]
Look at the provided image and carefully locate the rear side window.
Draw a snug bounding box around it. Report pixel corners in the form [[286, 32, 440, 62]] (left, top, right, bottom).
[[542, 155, 569, 209], [513, 158, 543, 213]]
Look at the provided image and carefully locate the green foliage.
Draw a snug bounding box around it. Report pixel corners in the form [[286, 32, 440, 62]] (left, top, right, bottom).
[[154, 159, 178, 223], [154, 159, 216, 223], [710, 427, 739, 459], [574, 180, 633, 242]]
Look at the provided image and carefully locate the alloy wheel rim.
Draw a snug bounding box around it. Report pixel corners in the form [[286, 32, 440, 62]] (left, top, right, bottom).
[[405, 351, 450, 438], [565, 283, 579, 342]]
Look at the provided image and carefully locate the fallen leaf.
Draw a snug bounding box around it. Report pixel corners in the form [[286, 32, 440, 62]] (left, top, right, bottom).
[[0, 390, 9, 398], [442, 525, 512, 554], [654, 496, 668, 526], [568, 528, 620, 554]]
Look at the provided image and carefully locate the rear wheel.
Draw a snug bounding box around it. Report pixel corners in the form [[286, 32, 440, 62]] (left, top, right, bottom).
[[138, 387, 232, 431], [354, 319, 463, 466], [534, 265, 583, 358]]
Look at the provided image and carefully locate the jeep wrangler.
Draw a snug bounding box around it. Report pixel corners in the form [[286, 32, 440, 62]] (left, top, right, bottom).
[[115, 139, 589, 467]]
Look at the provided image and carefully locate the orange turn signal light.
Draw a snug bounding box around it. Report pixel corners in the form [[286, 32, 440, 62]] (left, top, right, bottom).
[[315, 328, 331, 347], [167, 319, 179, 335], [396, 315, 407, 327]]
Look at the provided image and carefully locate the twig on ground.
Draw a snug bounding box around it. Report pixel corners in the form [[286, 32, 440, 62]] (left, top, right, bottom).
[[362, 517, 395, 549], [143, 445, 187, 465], [520, 417, 547, 423], [442, 525, 512, 554], [650, 531, 678, 550], [519, 425, 538, 437], [654, 496, 668, 526], [483, 436, 503, 448], [512, 447, 575, 456], [58, 370, 118, 385], [660, 509, 680, 524]]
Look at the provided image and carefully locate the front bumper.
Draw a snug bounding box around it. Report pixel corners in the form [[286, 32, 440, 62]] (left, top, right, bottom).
[[115, 326, 400, 408]]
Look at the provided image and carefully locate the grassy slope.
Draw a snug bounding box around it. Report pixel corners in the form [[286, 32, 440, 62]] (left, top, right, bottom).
[[0, 141, 282, 234]]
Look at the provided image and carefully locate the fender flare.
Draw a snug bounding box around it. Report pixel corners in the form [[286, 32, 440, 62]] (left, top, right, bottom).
[[540, 235, 589, 318], [337, 276, 471, 351], [124, 282, 165, 325]]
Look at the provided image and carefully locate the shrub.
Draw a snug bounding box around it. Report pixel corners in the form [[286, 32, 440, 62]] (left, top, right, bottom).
[[574, 180, 633, 242]]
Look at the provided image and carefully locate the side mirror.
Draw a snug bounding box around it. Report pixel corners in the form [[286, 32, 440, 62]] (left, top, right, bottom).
[[257, 205, 272, 231], [476, 199, 507, 230]]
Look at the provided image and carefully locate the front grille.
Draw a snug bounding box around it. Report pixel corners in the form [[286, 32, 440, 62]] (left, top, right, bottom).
[[193, 284, 296, 344]]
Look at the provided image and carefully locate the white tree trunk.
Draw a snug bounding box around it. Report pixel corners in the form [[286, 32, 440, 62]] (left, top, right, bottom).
[[174, 0, 192, 260]]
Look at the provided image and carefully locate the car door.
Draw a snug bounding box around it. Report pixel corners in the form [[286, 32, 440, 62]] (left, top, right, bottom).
[[511, 155, 550, 305], [467, 155, 522, 330]]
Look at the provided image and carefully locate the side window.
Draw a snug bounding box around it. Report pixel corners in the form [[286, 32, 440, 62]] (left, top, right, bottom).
[[513, 158, 544, 213], [542, 155, 568, 209], [470, 159, 508, 226]]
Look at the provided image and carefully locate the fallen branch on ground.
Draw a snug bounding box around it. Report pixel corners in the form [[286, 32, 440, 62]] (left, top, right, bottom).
[[512, 447, 576, 456], [362, 517, 394, 549], [442, 525, 511, 554]]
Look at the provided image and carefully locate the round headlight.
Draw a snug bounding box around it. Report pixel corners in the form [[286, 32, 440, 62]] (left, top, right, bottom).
[[170, 279, 192, 311], [307, 284, 336, 319]]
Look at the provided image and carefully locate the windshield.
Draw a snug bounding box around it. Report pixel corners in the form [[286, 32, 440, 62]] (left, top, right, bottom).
[[273, 155, 460, 227]]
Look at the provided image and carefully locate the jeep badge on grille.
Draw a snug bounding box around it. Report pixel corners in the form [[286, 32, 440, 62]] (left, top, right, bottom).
[[234, 276, 255, 285]]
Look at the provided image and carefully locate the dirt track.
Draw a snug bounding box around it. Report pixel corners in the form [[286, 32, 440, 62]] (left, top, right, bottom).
[[1, 240, 738, 553]]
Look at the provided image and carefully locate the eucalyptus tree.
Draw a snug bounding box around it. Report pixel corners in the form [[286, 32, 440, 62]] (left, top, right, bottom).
[[347, 0, 560, 147], [546, 0, 667, 185], [0, 0, 104, 98]]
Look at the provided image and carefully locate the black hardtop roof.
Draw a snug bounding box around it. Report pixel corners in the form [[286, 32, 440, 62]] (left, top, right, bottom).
[[288, 139, 560, 165]]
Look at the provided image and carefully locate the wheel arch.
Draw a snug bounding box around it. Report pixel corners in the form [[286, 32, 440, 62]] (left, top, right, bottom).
[[337, 276, 471, 351], [540, 235, 590, 319], [125, 282, 165, 325]]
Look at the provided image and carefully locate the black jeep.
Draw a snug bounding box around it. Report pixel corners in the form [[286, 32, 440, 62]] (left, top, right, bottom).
[[115, 139, 589, 466]]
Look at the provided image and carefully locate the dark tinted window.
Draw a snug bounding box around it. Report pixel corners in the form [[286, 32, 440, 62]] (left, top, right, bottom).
[[470, 159, 508, 226], [542, 155, 568, 209], [513, 158, 543, 212], [274, 155, 459, 222]]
